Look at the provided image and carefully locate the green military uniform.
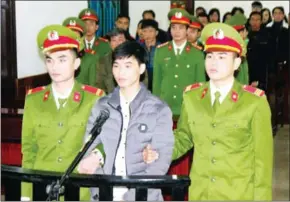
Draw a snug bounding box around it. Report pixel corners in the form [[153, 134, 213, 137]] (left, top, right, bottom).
[[76, 8, 111, 86], [153, 8, 206, 117], [172, 23, 273, 200], [21, 25, 105, 201], [226, 13, 249, 84]]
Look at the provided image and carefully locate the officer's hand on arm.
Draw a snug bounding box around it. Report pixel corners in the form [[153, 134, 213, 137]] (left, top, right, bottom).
[[142, 144, 159, 164]]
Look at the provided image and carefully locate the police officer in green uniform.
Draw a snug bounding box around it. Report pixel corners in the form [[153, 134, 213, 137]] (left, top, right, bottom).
[[226, 13, 249, 84], [76, 8, 111, 86], [153, 8, 206, 119], [187, 15, 204, 51], [21, 24, 105, 201], [144, 22, 273, 200]]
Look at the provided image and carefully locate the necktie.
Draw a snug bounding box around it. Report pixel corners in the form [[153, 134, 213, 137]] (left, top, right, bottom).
[[87, 42, 91, 49], [58, 98, 67, 109], [213, 91, 221, 113], [176, 48, 180, 56]]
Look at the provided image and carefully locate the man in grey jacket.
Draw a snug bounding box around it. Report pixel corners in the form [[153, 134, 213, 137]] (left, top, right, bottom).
[[78, 41, 174, 201]]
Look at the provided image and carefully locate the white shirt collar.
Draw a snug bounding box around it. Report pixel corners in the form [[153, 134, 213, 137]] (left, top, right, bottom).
[[209, 79, 234, 105], [119, 87, 141, 107], [51, 82, 74, 109], [85, 36, 95, 48], [172, 40, 187, 55]]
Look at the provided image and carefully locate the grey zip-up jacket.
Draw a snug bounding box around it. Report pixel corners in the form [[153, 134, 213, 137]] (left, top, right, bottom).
[[84, 83, 174, 201]]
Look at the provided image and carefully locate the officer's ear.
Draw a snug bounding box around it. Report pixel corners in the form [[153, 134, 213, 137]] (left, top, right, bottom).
[[139, 63, 146, 75], [155, 30, 159, 37], [74, 58, 81, 70], [233, 54, 241, 71]]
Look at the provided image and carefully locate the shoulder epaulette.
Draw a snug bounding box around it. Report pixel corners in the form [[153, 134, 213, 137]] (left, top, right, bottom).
[[99, 37, 108, 42], [184, 83, 203, 92], [157, 42, 169, 48], [243, 85, 265, 97], [82, 85, 104, 96], [26, 86, 46, 95], [191, 43, 203, 51]]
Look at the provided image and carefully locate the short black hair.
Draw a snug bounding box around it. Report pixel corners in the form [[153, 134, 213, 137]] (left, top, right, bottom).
[[250, 11, 262, 20], [272, 6, 285, 14], [222, 12, 232, 23], [106, 28, 126, 41], [142, 10, 155, 18], [196, 7, 207, 15], [197, 12, 209, 21], [208, 8, 220, 22], [231, 7, 245, 16], [116, 13, 130, 21], [112, 41, 148, 65], [252, 1, 262, 8], [141, 19, 158, 30]]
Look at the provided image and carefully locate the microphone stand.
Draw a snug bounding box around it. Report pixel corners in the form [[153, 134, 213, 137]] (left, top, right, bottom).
[[46, 110, 109, 201]]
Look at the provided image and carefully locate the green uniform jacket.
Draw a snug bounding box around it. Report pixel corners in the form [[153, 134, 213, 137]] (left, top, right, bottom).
[[173, 80, 273, 200], [21, 81, 104, 200], [96, 51, 149, 94], [153, 41, 206, 116], [76, 37, 111, 86], [236, 58, 249, 85]]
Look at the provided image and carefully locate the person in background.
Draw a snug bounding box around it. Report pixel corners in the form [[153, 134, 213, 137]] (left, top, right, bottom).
[[62, 17, 86, 38], [261, 8, 272, 26], [226, 13, 250, 85], [78, 41, 174, 201], [195, 6, 206, 17], [208, 8, 220, 23], [251, 1, 263, 12], [222, 12, 232, 23], [247, 11, 271, 90], [140, 19, 161, 91], [231, 7, 245, 16], [197, 12, 209, 27], [142, 9, 170, 43], [115, 14, 135, 41], [187, 15, 203, 51], [135, 20, 144, 43], [21, 24, 104, 201]]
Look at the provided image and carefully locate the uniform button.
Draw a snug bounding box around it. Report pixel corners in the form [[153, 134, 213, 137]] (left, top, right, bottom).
[[124, 128, 126, 131], [174, 75, 178, 78], [174, 85, 177, 88], [175, 64, 179, 67], [58, 140, 62, 144], [211, 177, 216, 182], [212, 141, 216, 145], [186, 64, 190, 68], [212, 123, 217, 127], [173, 95, 176, 99], [58, 122, 63, 127], [211, 158, 216, 164], [58, 157, 62, 162]]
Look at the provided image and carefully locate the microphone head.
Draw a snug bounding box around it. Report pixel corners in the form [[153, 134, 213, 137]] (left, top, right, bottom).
[[100, 108, 110, 120]]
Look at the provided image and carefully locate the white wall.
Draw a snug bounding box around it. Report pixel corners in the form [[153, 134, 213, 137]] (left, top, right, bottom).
[[15, 1, 87, 78], [195, 1, 289, 19], [129, 1, 171, 38]]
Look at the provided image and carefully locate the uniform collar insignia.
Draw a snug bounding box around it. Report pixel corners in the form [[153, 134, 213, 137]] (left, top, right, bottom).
[[73, 91, 81, 102], [201, 88, 208, 99], [231, 91, 238, 102], [43, 90, 50, 101]]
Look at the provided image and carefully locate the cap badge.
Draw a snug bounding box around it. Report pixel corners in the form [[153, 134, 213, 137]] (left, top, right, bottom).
[[85, 10, 91, 16], [69, 20, 76, 26], [213, 28, 224, 40], [175, 12, 182, 19], [47, 30, 59, 41]]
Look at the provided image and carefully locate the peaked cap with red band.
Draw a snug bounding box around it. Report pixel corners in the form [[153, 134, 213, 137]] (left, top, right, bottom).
[[189, 15, 202, 30], [225, 13, 248, 31], [37, 24, 84, 53], [168, 8, 191, 25], [200, 22, 246, 56], [79, 8, 98, 22], [62, 17, 86, 34]]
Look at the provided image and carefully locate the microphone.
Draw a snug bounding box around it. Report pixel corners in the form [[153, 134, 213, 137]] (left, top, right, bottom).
[[89, 109, 110, 138]]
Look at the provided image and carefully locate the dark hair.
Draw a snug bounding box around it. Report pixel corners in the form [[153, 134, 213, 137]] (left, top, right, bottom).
[[117, 13, 130, 21], [231, 7, 245, 16], [222, 12, 232, 23], [142, 10, 155, 19], [252, 1, 262, 8], [208, 8, 220, 22], [195, 7, 206, 15], [249, 11, 262, 20], [112, 41, 148, 65], [197, 12, 209, 22], [272, 6, 285, 15], [261, 8, 272, 24], [106, 28, 126, 41], [135, 19, 144, 39], [141, 19, 158, 30]]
